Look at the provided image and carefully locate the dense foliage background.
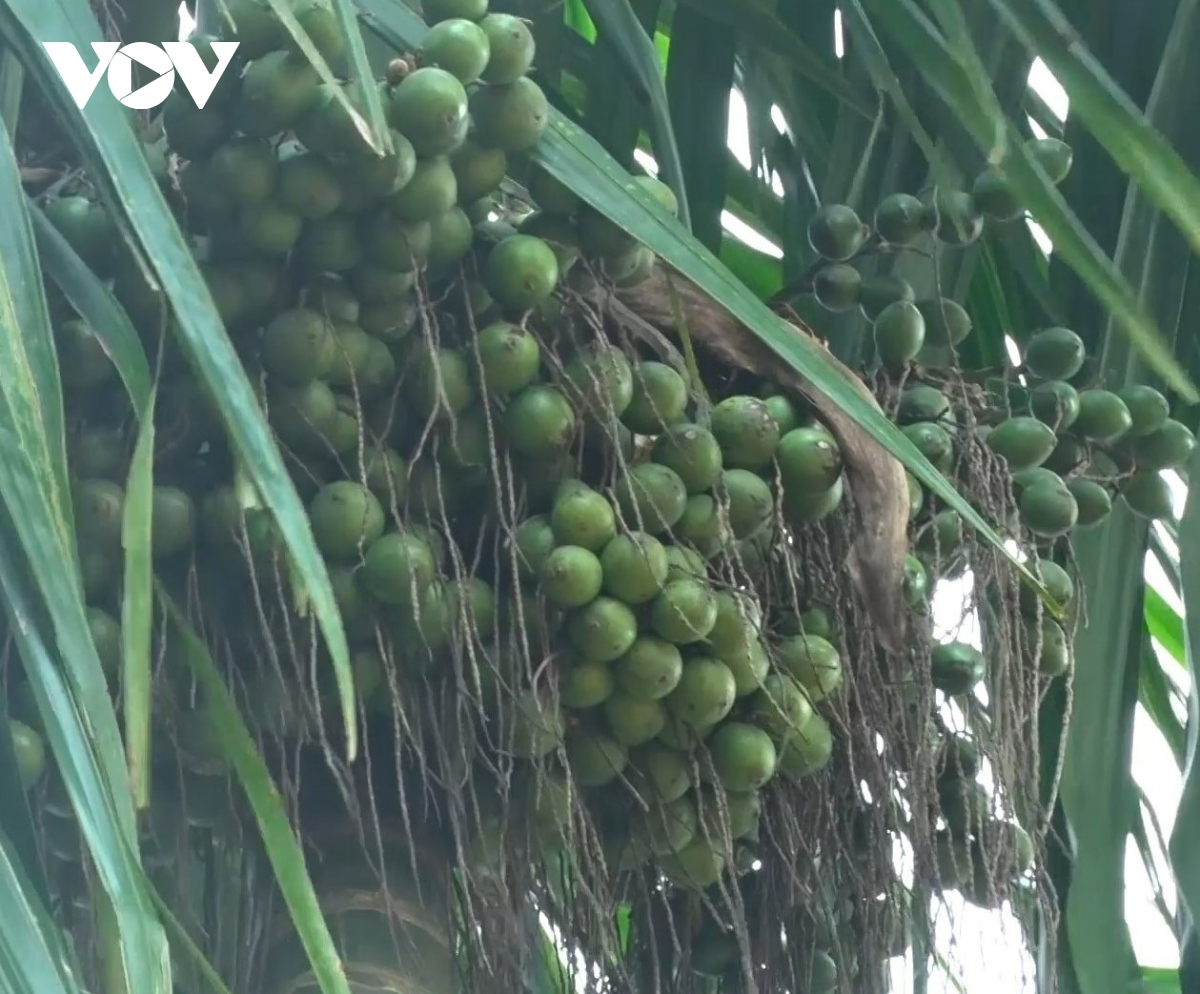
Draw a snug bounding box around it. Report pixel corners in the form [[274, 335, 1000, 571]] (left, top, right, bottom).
[[1, 1, 1199, 994]]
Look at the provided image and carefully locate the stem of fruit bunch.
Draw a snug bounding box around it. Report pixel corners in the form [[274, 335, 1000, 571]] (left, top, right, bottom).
[[34, 167, 85, 202], [664, 273, 713, 423]]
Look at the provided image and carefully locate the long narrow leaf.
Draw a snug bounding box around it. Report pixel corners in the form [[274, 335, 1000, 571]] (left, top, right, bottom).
[[4, 0, 359, 760], [663, 5, 734, 249], [0, 101, 168, 994], [1145, 586, 1186, 667], [0, 525, 170, 993], [29, 204, 152, 409], [1133, 786, 1181, 939], [581, 0, 690, 229], [0, 692, 48, 907], [1169, 446, 1200, 977], [840, 1, 946, 183], [988, 0, 1200, 274], [256, 0, 389, 155], [121, 391, 155, 811], [1140, 643, 1187, 768], [1057, 512, 1146, 994], [0, 827, 86, 994], [679, 0, 872, 117], [160, 588, 352, 994]]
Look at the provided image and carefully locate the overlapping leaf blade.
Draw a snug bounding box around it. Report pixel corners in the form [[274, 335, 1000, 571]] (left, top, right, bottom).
[[3, 0, 359, 762], [0, 827, 86, 994], [121, 394, 155, 811], [30, 205, 152, 409], [988, 0, 1200, 273], [0, 99, 168, 994], [581, 0, 690, 228], [858, 0, 1197, 401], [160, 588, 353, 994], [1171, 446, 1200, 992], [256, 0, 390, 154]]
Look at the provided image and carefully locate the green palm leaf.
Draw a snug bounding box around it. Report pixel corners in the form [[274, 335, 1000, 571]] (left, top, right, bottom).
[[1, 0, 360, 763]]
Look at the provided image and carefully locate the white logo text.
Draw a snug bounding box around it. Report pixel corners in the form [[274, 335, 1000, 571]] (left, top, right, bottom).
[[42, 41, 240, 110]]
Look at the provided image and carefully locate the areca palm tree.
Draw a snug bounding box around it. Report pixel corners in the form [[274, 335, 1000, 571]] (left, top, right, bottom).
[[0, 2, 1197, 994]]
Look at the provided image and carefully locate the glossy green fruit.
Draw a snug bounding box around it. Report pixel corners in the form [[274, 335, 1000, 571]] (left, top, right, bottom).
[[539, 545, 603, 608], [778, 634, 842, 703], [1025, 616, 1071, 677], [600, 532, 669, 604], [309, 482, 385, 560], [622, 362, 689, 434], [1066, 478, 1113, 527], [551, 484, 616, 552], [388, 67, 469, 157], [858, 274, 914, 320], [931, 642, 986, 695], [651, 579, 718, 644], [1029, 380, 1080, 431], [808, 204, 865, 261], [603, 694, 666, 746], [1019, 482, 1079, 537], [897, 384, 950, 424], [915, 509, 965, 558], [484, 234, 559, 311], [776, 712, 833, 776], [1018, 558, 1074, 616], [614, 636, 683, 701], [1027, 136, 1073, 184], [710, 395, 781, 469], [777, 427, 842, 495], [748, 673, 813, 743], [902, 422, 954, 473], [930, 189, 983, 245], [470, 77, 549, 152], [874, 300, 926, 366], [150, 487, 196, 559], [1072, 390, 1132, 442], [567, 597, 639, 662], [614, 463, 688, 535], [874, 192, 927, 244], [1122, 471, 1174, 520], [1023, 327, 1085, 380], [664, 656, 736, 728], [709, 722, 777, 791], [10, 720, 46, 789], [917, 297, 972, 348], [651, 424, 723, 493], [985, 416, 1056, 470], [1114, 385, 1170, 438], [1131, 420, 1196, 471], [813, 263, 861, 312], [479, 12, 536, 83], [902, 554, 930, 607], [419, 17, 491, 83], [475, 321, 540, 394], [971, 166, 1022, 221], [505, 385, 576, 457]]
